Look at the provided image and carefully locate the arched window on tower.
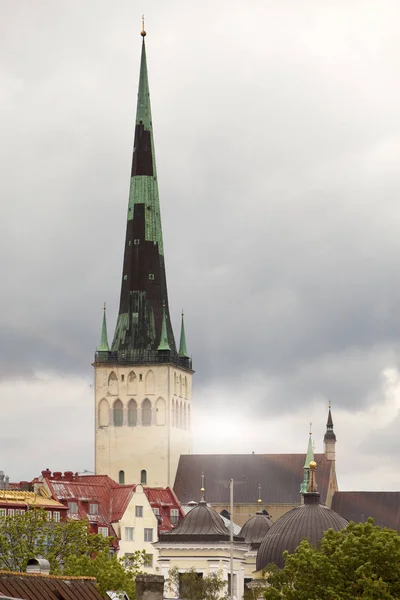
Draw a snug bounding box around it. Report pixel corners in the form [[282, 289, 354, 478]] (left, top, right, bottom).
[[179, 375, 182, 397], [142, 399, 152, 426], [113, 399, 123, 427], [174, 373, 178, 395], [98, 398, 109, 427], [128, 399, 137, 426], [183, 403, 187, 430], [119, 470, 125, 485], [177, 400, 181, 428], [171, 398, 175, 427], [108, 372, 118, 395], [145, 370, 155, 394], [182, 377, 187, 399], [127, 371, 137, 395], [141, 470, 147, 485], [156, 398, 166, 426]]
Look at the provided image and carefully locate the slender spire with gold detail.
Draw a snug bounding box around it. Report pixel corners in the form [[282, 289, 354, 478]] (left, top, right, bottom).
[[97, 19, 191, 371], [300, 426, 314, 495]]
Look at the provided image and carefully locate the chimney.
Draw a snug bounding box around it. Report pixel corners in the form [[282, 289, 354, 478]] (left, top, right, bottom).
[[41, 469, 52, 478], [64, 471, 74, 480], [53, 472, 62, 480], [26, 558, 51, 575]]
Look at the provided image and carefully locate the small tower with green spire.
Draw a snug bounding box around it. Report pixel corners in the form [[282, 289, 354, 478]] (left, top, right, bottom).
[[300, 426, 314, 495], [94, 20, 193, 489], [179, 311, 189, 358], [98, 303, 110, 353]]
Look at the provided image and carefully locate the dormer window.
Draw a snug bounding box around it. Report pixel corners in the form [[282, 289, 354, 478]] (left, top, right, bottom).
[[89, 503, 98, 515], [68, 502, 78, 514], [170, 508, 179, 525]]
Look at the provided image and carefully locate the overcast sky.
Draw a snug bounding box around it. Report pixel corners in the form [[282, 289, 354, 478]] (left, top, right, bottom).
[[2, 0, 400, 491]]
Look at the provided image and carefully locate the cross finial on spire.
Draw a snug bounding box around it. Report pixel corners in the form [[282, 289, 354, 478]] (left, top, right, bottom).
[[257, 482, 262, 504], [141, 14, 146, 37], [309, 422, 312, 436], [103, 302, 106, 311], [200, 472, 205, 502]]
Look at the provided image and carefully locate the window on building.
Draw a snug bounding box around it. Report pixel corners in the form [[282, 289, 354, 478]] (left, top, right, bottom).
[[170, 508, 179, 525], [135, 505, 143, 518], [98, 526, 109, 537], [68, 502, 78, 514], [113, 399, 123, 426], [53, 511, 60, 522], [142, 398, 152, 426], [0, 509, 6, 517], [144, 528, 153, 542], [125, 553, 136, 568], [228, 573, 237, 597], [153, 507, 160, 516], [7, 509, 14, 517], [143, 553, 153, 568], [119, 470, 125, 485], [89, 503, 98, 515], [140, 469, 147, 485], [15, 509, 24, 516], [128, 399, 137, 426], [47, 511, 52, 521], [125, 527, 135, 541]]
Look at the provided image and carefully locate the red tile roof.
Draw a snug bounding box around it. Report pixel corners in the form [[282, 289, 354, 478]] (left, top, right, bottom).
[[41, 472, 184, 535], [145, 487, 184, 532]]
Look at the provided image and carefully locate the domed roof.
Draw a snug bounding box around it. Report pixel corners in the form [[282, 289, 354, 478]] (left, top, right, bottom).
[[160, 500, 243, 542], [256, 494, 347, 570], [239, 511, 273, 549]]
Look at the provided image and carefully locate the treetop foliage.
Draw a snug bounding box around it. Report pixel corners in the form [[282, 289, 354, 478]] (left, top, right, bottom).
[[263, 519, 400, 600]]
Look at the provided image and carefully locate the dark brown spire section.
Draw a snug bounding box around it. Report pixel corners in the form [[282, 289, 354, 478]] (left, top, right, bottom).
[[324, 404, 336, 442]]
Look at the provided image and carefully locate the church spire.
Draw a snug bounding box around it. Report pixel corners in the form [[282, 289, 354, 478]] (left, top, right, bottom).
[[179, 311, 189, 358], [110, 27, 182, 362], [324, 402, 336, 461], [300, 427, 314, 495], [98, 303, 110, 352]]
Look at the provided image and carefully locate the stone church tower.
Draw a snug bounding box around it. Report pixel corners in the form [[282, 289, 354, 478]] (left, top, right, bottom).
[[94, 28, 193, 487]]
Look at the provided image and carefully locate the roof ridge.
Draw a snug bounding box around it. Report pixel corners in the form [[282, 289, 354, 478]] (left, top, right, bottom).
[[0, 570, 96, 581]]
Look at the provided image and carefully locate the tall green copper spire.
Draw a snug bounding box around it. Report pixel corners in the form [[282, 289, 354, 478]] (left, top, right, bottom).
[[98, 303, 110, 352], [157, 304, 171, 351], [179, 311, 189, 358], [300, 427, 314, 495], [111, 26, 177, 356]]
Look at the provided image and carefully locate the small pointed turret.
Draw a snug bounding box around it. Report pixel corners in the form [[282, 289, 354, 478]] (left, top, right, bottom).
[[98, 303, 110, 352], [324, 402, 336, 461], [157, 304, 171, 351], [300, 427, 314, 495], [179, 311, 189, 358], [200, 472, 206, 503]]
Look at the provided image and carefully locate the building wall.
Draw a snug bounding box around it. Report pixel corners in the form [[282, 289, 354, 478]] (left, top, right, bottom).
[[95, 364, 192, 487], [157, 544, 248, 600], [115, 485, 159, 573], [210, 503, 299, 526]]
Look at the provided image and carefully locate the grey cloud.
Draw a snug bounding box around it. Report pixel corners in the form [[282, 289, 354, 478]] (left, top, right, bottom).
[[2, 1, 400, 478]]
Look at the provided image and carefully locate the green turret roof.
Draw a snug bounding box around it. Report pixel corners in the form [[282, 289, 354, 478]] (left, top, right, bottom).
[[179, 311, 189, 358], [157, 304, 171, 351], [300, 431, 314, 495], [98, 303, 110, 352]]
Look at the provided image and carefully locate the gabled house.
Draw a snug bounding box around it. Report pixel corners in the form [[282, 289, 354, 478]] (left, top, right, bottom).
[[36, 470, 183, 572], [0, 489, 67, 522]]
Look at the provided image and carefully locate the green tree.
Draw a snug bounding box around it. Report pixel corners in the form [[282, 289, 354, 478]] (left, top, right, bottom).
[[167, 566, 227, 600], [263, 519, 400, 600], [0, 509, 143, 598]]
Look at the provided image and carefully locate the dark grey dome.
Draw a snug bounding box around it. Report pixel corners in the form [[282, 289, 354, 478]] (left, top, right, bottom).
[[239, 512, 273, 549], [160, 501, 242, 542], [256, 494, 347, 570]]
